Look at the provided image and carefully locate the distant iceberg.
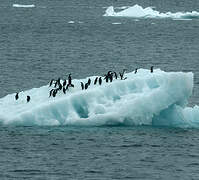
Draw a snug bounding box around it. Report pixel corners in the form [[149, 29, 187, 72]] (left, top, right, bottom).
[[68, 21, 75, 24], [13, 4, 35, 8], [1, 69, 199, 128], [104, 4, 199, 19]]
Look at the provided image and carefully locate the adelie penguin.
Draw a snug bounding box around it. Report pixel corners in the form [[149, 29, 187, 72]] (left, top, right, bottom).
[[104, 75, 109, 83], [85, 83, 89, 90], [27, 96, 31, 103], [119, 72, 123, 80], [54, 78, 61, 87], [52, 89, 57, 97], [54, 81, 58, 88], [63, 87, 66, 94], [135, 68, 138, 74], [99, 77, 102, 85], [57, 78, 61, 85], [49, 89, 54, 97], [94, 77, 98, 85], [15, 93, 19, 100], [49, 79, 54, 87], [150, 66, 154, 73], [119, 69, 127, 80], [107, 71, 113, 82], [110, 74, 113, 82], [114, 72, 117, 79], [68, 74, 72, 85], [63, 79, 67, 87], [81, 82, 84, 90], [59, 84, 62, 90], [88, 78, 91, 85]]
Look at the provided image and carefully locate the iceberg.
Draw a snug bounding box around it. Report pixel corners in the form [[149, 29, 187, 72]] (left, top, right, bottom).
[[104, 4, 199, 19], [0, 69, 198, 127]]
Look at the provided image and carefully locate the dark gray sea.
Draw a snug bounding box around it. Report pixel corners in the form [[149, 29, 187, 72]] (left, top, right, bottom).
[[1, 0, 199, 179]]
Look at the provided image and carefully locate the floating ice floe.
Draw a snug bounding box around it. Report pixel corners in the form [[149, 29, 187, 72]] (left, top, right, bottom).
[[104, 4, 199, 19], [13, 4, 35, 8], [112, 22, 122, 25], [68, 21, 75, 24]]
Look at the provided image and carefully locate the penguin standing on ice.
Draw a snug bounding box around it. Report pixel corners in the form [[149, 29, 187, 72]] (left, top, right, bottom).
[[49, 79, 54, 87], [68, 74, 72, 85], [94, 77, 98, 85], [88, 78, 91, 85], [150, 66, 154, 73], [63, 87, 66, 94], [67, 74, 74, 88], [107, 71, 113, 82], [85, 83, 89, 90], [57, 78, 61, 85], [49, 89, 54, 97], [53, 89, 57, 97], [119, 69, 127, 80], [135, 68, 138, 74], [63, 79, 67, 87], [110, 74, 113, 82], [15, 93, 19, 100], [81, 82, 84, 90], [54, 81, 58, 88], [104, 75, 109, 83], [99, 77, 102, 85], [59, 84, 62, 90], [27, 96, 31, 103]]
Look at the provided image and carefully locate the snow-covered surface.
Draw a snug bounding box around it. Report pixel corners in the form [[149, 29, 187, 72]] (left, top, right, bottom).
[[104, 4, 199, 19], [0, 69, 198, 127]]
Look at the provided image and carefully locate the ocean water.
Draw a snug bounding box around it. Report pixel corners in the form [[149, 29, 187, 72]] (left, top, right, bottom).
[[1, 0, 199, 179], [1, 126, 199, 179]]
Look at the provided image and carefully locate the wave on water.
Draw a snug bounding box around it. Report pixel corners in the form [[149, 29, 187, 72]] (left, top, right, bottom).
[[68, 21, 84, 24], [13, 4, 35, 8], [104, 4, 199, 19], [1, 69, 199, 128]]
